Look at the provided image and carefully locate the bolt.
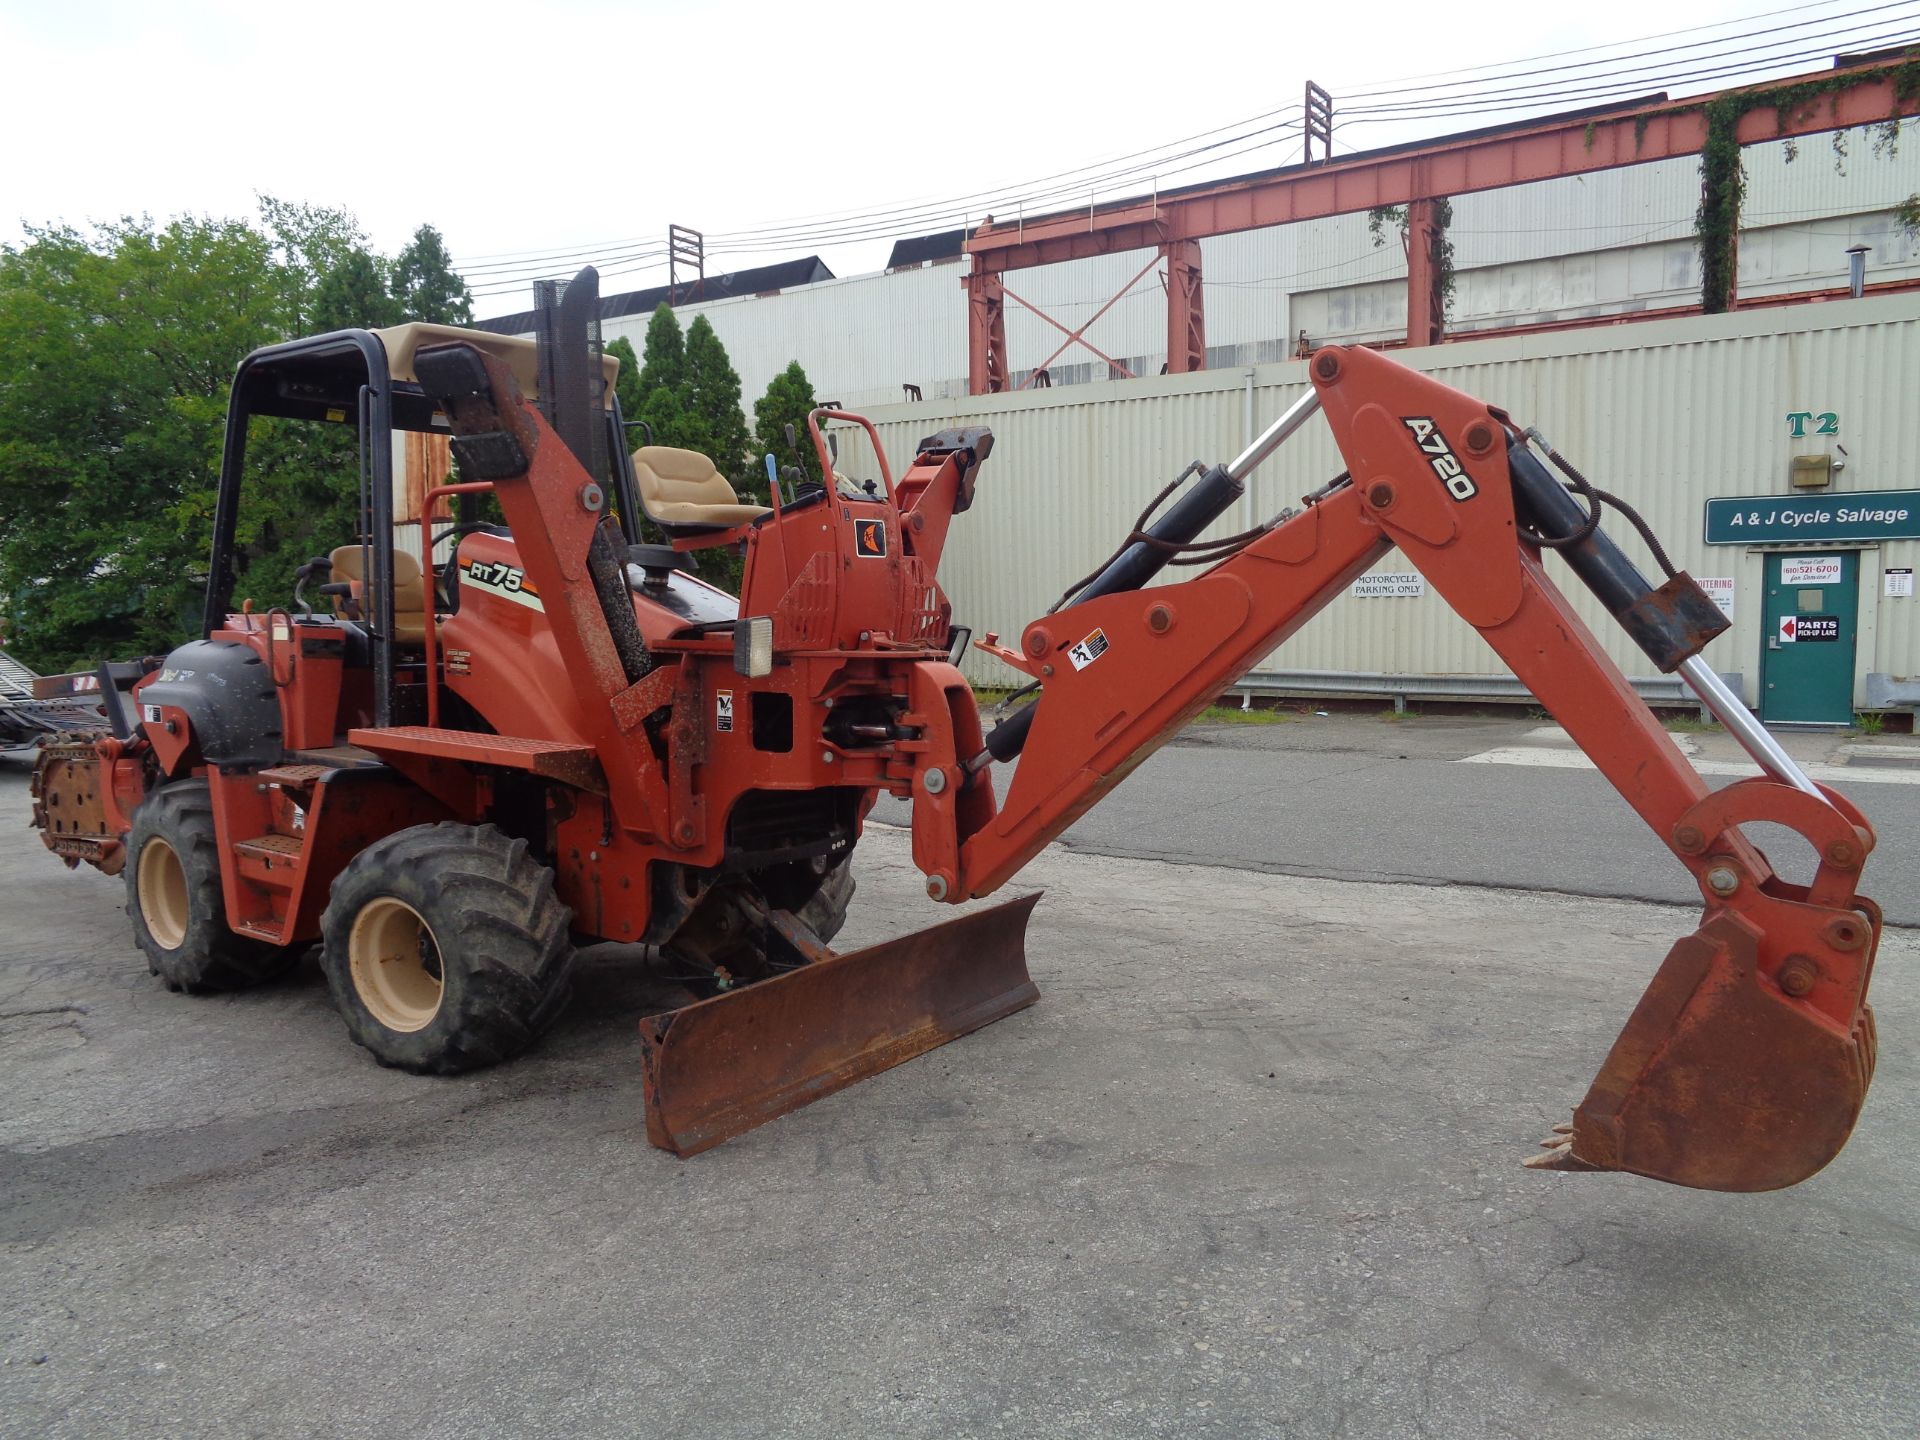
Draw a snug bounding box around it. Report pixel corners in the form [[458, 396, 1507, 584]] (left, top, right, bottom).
[[1824, 839, 1860, 869], [1041, 664, 1054, 677], [1024, 628, 1051, 658], [1673, 824, 1706, 854], [821, 749, 835, 764], [1704, 865, 1740, 897], [1463, 420, 1496, 456], [1777, 955, 1820, 997], [1824, 916, 1867, 951], [923, 767, 947, 795], [925, 874, 949, 901], [1314, 352, 1342, 383], [911, 512, 926, 532], [1366, 481, 1396, 510], [674, 822, 695, 844], [1147, 604, 1174, 634], [578, 482, 604, 512]]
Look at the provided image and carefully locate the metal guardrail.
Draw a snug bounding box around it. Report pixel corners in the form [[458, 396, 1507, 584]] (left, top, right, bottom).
[[1229, 667, 1745, 716]]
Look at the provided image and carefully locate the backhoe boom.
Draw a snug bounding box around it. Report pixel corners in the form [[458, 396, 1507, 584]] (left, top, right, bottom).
[[917, 344, 1880, 1193]]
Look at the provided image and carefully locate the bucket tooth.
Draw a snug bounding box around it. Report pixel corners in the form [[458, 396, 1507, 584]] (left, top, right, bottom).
[[639, 892, 1042, 1156]]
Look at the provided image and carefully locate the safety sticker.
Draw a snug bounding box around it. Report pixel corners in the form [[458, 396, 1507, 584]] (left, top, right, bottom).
[[444, 648, 472, 676], [143, 704, 163, 723], [854, 518, 887, 558], [1067, 627, 1110, 671], [461, 558, 544, 611], [716, 689, 735, 732]]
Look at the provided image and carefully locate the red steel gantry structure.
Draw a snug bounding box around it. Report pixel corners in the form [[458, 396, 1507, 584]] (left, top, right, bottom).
[[961, 59, 1920, 394]]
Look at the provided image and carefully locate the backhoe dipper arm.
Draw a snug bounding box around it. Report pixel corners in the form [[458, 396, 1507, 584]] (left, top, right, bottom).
[[924, 344, 1880, 1194]]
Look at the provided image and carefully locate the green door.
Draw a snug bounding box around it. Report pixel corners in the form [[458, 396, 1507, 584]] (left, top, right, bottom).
[[1760, 551, 1858, 724]]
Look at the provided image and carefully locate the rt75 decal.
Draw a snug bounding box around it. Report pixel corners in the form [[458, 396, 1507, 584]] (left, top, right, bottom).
[[461, 558, 544, 611], [1401, 417, 1477, 501]]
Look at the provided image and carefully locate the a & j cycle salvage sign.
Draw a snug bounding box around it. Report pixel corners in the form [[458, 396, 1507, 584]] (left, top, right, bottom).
[[1704, 490, 1920, 544]]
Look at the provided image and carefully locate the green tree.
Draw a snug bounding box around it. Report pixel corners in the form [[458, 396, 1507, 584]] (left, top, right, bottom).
[[683, 315, 754, 497], [256, 196, 369, 331], [0, 204, 477, 670], [312, 246, 404, 331], [753, 361, 823, 491], [0, 217, 287, 667], [391, 224, 473, 324], [637, 302, 686, 396], [605, 336, 647, 433]]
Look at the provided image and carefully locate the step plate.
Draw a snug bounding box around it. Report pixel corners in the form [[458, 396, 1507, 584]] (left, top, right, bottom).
[[639, 892, 1042, 1156]]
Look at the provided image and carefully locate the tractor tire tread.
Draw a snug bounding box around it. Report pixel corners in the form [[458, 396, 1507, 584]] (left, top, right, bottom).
[[319, 822, 574, 1075], [796, 856, 856, 944], [126, 779, 294, 993]]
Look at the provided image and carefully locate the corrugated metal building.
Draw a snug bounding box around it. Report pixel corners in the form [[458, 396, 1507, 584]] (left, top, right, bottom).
[[827, 295, 1920, 723]]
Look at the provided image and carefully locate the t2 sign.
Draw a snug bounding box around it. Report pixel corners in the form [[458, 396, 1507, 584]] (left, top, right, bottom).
[[1786, 411, 1839, 438]]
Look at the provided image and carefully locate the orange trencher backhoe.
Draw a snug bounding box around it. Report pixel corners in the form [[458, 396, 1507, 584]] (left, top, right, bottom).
[[33, 269, 1881, 1192]]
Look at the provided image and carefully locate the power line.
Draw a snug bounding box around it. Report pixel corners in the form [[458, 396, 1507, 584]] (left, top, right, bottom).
[[1329, 0, 1911, 98], [457, 4, 1918, 298], [1336, 16, 1920, 118]]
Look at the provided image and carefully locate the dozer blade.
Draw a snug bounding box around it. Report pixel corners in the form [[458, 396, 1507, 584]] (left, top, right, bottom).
[[638, 893, 1042, 1156], [1528, 909, 1879, 1192]]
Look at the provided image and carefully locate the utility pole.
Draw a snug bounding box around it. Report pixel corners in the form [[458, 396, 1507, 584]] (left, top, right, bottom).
[[1304, 81, 1333, 165]]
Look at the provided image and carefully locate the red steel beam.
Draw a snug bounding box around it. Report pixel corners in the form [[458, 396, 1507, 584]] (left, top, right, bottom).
[[965, 64, 1919, 273]]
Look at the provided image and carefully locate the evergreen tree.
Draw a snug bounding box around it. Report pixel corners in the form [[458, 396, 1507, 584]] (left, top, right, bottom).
[[605, 336, 646, 430], [637, 303, 685, 396], [391, 224, 473, 324], [683, 315, 754, 497], [753, 361, 823, 491]]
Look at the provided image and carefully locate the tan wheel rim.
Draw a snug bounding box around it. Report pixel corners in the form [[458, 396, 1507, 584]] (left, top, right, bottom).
[[348, 897, 444, 1033], [137, 837, 190, 951]]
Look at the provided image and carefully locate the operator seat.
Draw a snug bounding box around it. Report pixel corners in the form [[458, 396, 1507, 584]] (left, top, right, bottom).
[[327, 545, 429, 645], [632, 445, 770, 542]]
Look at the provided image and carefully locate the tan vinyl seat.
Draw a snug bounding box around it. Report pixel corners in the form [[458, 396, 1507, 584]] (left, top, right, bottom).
[[328, 545, 429, 646], [632, 446, 771, 529]]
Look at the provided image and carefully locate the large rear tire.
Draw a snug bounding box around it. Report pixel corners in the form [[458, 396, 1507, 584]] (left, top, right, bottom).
[[126, 779, 293, 992], [319, 822, 574, 1074]]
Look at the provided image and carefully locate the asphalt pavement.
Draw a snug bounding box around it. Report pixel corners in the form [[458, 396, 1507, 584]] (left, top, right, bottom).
[[873, 710, 1920, 924], [2, 721, 1916, 1439]]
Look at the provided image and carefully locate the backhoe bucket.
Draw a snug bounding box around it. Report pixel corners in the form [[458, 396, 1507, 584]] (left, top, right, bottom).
[[1530, 909, 1879, 1192], [639, 893, 1042, 1156]]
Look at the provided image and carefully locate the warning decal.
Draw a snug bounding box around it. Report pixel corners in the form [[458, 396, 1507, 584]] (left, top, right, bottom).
[[1067, 628, 1110, 671], [854, 518, 888, 558], [716, 689, 735, 732]]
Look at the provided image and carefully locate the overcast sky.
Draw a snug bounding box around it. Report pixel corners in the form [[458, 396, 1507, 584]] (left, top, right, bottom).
[[1, 1, 1900, 315]]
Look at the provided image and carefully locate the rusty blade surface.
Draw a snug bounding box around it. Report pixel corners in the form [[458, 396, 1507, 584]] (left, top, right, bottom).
[[639, 892, 1042, 1156], [1529, 909, 1878, 1191]]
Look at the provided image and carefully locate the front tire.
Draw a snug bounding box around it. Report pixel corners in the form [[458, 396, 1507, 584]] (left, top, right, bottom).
[[126, 779, 292, 992], [319, 823, 574, 1074]]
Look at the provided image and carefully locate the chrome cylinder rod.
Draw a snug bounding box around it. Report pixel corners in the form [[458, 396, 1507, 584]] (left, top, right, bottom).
[[1227, 390, 1323, 483], [1678, 654, 1828, 802]]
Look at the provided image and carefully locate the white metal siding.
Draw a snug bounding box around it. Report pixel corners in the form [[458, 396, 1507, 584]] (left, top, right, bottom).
[[831, 296, 1920, 705]]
